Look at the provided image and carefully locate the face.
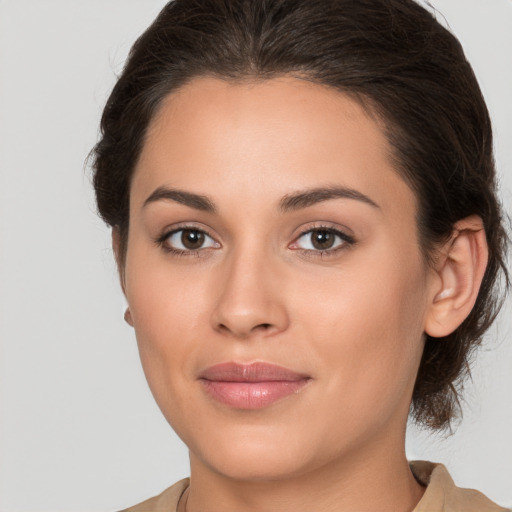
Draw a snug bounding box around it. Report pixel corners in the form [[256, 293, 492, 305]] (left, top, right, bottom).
[[122, 76, 434, 481]]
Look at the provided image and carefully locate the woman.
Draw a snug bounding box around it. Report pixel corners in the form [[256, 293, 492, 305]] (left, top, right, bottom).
[[91, 0, 510, 510]]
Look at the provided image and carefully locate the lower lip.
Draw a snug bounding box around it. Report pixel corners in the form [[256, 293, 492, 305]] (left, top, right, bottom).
[[200, 379, 310, 409]]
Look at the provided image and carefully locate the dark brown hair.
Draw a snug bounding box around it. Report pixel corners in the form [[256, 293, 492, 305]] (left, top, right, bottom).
[[91, 0, 509, 429]]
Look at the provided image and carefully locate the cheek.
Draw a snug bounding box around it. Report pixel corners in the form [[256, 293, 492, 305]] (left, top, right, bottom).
[[292, 246, 428, 418], [123, 246, 211, 410], [125, 238, 210, 339]]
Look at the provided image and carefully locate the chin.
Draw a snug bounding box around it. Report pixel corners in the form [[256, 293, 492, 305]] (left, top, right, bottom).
[[186, 421, 323, 482], [202, 448, 310, 482]]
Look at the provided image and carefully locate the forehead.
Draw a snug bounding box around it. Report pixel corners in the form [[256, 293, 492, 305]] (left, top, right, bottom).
[[144, 76, 387, 164], [132, 76, 415, 217]]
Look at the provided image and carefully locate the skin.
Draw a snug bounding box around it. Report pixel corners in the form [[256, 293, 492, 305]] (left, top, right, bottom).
[[116, 76, 488, 512]]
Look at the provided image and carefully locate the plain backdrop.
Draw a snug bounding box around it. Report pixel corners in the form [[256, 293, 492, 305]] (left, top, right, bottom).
[[0, 1, 511, 511]]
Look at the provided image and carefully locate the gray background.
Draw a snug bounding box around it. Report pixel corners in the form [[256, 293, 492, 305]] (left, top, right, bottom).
[[0, 1, 511, 510]]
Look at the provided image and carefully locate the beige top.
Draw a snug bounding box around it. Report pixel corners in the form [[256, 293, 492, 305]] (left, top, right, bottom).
[[119, 461, 510, 512]]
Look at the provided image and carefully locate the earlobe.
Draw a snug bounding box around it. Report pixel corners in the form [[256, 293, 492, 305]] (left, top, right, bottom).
[[425, 215, 488, 338], [124, 307, 134, 327]]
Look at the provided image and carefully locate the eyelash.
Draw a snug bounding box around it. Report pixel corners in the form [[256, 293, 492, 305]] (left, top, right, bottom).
[[292, 225, 356, 258], [154, 225, 356, 258], [155, 225, 218, 258]]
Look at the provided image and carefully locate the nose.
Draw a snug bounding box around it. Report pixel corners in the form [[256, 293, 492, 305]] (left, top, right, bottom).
[[210, 248, 289, 339]]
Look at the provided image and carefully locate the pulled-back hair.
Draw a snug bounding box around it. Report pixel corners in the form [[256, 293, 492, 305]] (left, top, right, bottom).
[[91, 0, 509, 429]]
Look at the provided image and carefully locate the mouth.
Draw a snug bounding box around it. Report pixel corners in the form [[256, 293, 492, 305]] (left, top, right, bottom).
[[198, 362, 311, 410]]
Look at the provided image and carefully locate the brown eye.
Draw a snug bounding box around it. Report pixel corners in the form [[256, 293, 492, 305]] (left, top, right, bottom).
[[310, 229, 335, 250], [181, 229, 205, 249], [290, 227, 354, 254], [163, 228, 219, 252]]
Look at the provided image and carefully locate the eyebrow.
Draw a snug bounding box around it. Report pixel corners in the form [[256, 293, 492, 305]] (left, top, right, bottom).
[[142, 184, 379, 213], [143, 186, 217, 213], [279, 186, 380, 212]]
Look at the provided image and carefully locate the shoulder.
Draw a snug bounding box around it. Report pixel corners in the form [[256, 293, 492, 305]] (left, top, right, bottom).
[[117, 478, 189, 512], [410, 461, 510, 512]]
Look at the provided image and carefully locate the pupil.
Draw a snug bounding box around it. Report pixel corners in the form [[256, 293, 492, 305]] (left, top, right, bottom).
[[312, 230, 334, 250], [181, 230, 205, 249]]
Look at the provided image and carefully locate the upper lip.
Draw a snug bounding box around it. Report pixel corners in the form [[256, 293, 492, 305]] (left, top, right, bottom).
[[199, 362, 310, 382]]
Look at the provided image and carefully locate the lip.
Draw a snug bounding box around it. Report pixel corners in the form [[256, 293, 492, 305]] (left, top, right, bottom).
[[199, 362, 311, 410]]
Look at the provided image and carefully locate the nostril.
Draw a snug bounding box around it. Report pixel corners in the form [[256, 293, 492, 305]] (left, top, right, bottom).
[[218, 323, 231, 333], [254, 323, 272, 332], [217, 322, 273, 337]]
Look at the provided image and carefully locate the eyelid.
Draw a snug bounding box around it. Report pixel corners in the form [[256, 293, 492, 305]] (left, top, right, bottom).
[[154, 222, 355, 258], [289, 224, 356, 254], [155, 223, 221, 255]]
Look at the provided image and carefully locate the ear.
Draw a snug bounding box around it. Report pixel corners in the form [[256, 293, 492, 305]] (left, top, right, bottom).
[[112, 227, 134, 327], [424, 215, 488, 338], [112, 226, 127, 296]]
